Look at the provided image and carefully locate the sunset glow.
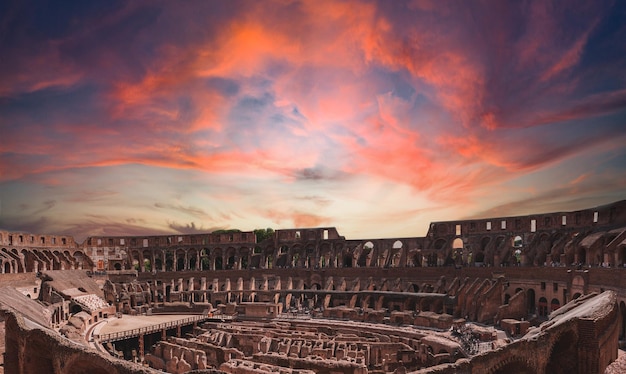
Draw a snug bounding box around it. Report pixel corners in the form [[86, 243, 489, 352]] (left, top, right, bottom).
[[1, 0, 625, 241]]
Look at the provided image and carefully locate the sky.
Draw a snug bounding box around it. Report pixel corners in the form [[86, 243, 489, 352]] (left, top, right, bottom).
[[1, 0, 626, 242]]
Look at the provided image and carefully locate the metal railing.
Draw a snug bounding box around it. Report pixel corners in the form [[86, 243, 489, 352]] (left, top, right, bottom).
[[94, 315, 206, 343]]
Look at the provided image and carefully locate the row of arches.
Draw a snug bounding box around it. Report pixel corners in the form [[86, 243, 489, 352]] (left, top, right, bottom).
[[0, 248, 89, 273], [124, 240, 425, 273]]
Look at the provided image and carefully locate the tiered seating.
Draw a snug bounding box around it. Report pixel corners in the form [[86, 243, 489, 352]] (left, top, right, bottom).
[[73, 294, 109, 312]]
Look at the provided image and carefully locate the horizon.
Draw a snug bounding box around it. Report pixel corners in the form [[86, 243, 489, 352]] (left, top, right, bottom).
[[2, 198, 624, 244], [1, 1, 626, 243]]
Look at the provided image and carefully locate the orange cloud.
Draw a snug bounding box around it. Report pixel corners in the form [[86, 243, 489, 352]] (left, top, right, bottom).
[[262, 209, 329, 228]]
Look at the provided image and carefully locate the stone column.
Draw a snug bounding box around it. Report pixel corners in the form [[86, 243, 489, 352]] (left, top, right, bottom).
[[139, 333, 145, 358]]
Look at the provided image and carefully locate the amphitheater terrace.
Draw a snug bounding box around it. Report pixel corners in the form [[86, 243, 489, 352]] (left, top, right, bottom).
[[1, 200, 626, 373]]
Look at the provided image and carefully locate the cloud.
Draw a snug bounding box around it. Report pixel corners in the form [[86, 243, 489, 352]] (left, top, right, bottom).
[[1, 1, 625, 240], [262, 209, 330, 228], [154, 202, 211, 219], [167, 221, 223, 235]]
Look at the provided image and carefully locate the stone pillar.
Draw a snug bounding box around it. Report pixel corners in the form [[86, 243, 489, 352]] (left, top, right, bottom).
[[139, 333, 144, 358]]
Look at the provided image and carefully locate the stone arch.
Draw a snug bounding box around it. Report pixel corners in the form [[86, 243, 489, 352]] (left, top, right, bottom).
[[491, 357, 536, 374], [21, 249, 35, 272], [452, 238, 463, 249], [545, 330, 578, 373], [175, 248, 186, 271], [276, 253, 288, 268], [213, 248, 224, 270], [62, 355, 117, 374], [433, 238, 446, 250], [409, 251, 422, 267], [130, 250, 141, 271], [201, 248, 210, 270], [164, 250, 174, 271], [480, 236, 491, 251], [577, 247, 587, 265], [187, 248, 198, 270], [357, 242, 374, 267], [142, 250, 152, 271], [551, 298, 560, 312], [21, 339, 54, 373], [73, 251, 84, 269], [343, 253, 353, 268]]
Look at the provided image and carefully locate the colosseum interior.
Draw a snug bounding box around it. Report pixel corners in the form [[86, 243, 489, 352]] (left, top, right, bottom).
[[1, 200, 626, 373]]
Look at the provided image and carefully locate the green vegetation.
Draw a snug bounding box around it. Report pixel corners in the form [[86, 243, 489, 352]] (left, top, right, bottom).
[[254, 228, 274, 243], [211, 229, 242, 234]]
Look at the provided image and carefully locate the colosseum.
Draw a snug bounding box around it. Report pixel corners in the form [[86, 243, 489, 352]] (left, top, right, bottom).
[[1, 200, 626, 373]]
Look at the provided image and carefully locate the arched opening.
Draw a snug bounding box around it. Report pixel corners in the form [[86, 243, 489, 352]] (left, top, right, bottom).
[[189, 256, 197, 270], [550, 298, 560, 312], [176, 256, 185, 271], [527, 289, 536, 315], [452, 238, 463, 249], [578, 247, 587, 265], [480, 236, 491, 251], [513, 235, 523, 247], [434, 239, 446, 250], [73, 251, 84, 268], [343, 254, 352, 268], [143, 259, 151, 272], [276, 255, 288, 268], [215, 257, 223, 270], [227, 255, 236, 270], [546, 330, 578, 373], [4, 262, 11, 274], [114, 263, 122, 271], [201, 257, 210, 270], [165, 252, 174, 271], [427, 253, 438, 267], [411, 252, 422, 267], [504, 294, 511, 305]]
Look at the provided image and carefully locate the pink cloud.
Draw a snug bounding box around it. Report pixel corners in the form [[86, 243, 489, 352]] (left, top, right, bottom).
[[262, 209, 330, 228]]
